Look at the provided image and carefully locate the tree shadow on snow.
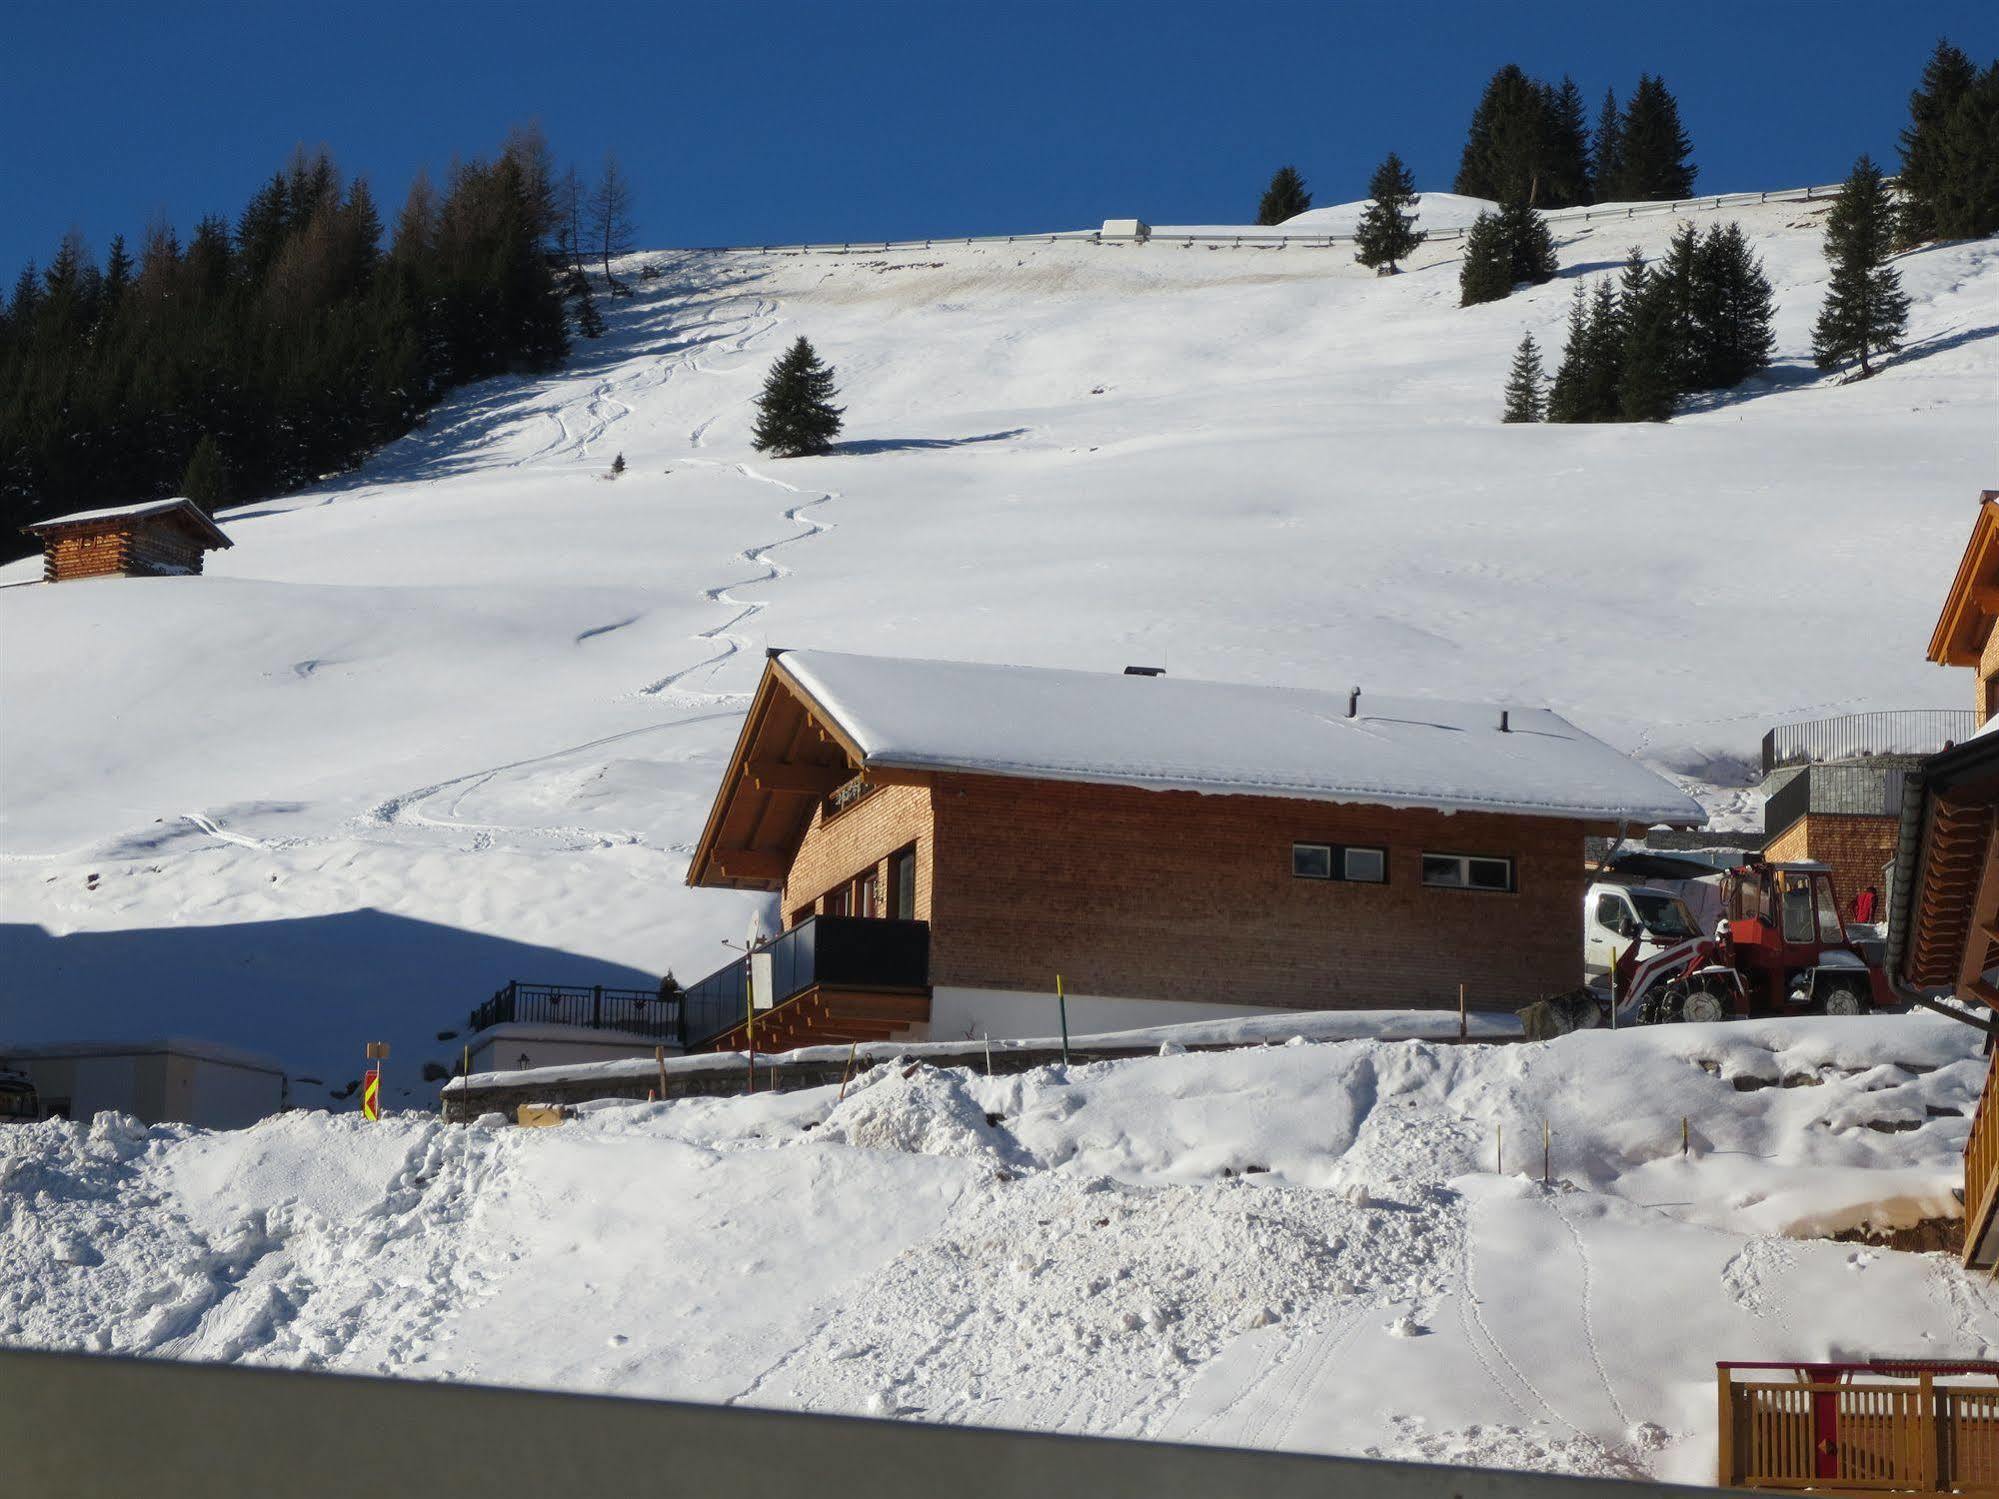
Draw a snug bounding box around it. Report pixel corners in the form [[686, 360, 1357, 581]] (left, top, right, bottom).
[[0, 910, 657, 1106], [829, 428, 1028, 456], [1681, 322, 1999, 416]]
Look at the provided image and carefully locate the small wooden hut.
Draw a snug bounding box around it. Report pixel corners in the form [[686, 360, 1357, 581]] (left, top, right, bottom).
[[22, 498, 231, 583]]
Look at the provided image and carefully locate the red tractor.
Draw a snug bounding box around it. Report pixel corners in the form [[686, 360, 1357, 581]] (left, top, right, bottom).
[[1616, 861, 1894, 1024]]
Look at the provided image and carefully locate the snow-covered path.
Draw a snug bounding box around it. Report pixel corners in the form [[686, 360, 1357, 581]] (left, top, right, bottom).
[[4, 1017, 1992, 1484]]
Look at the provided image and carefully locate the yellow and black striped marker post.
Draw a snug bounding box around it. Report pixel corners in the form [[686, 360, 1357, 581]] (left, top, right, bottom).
[[361, 1069, 380, 1121]]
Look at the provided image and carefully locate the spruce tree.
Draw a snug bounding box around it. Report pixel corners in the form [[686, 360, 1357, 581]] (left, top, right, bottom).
[[1455, 65, 1554, 204], [1614, 76, 1697, 201], [1688, 222, 1775, 390], [1589, 88, 1624, 202], [1812, 156, 1911, 379], [1458, 212, 1513, 306], [1501, 334, 1546, 422], [1545, 283, 1590, 423], [751, 336, 844, 457], [1255, 166, 1312, 226], [180, 434, 232, 512], [1932, 62, 1999, 241], [1353, 153, 1426, 272], [1580, 277, 1625, 421], [1542, 78, 1593, 208], [1500, 199, 1557, 286], [1618, 249, 1677, 421], [1897, 39, 1980, 246]]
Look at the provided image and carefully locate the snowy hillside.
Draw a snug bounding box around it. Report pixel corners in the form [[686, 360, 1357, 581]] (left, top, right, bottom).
[[2, 1016, 1988, 1482], [2, 192, 1996, 1095]]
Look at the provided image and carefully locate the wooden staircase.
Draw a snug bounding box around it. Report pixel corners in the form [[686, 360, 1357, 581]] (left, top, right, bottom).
[[702, 985, 930, 1054]]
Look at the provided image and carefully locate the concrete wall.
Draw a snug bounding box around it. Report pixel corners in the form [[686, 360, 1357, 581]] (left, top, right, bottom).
[[7, 1049, 281, 1127], [926, 986, 1280, 1042]]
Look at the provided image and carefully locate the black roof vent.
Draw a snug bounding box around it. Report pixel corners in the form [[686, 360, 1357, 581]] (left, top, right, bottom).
[[1124, 665, 1165, 677]]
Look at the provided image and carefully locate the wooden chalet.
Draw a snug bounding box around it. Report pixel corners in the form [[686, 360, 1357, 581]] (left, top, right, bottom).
[[680, 648, 1704, 1054], [22, 497, 231, 583], [1885, 490, 1999, 1268]]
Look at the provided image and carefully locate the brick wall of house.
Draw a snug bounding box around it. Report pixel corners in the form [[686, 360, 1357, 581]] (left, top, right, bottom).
[[927, 773, 1590, 1012], [1765, 813, 1896, 919], [782, 782, 934, 925]]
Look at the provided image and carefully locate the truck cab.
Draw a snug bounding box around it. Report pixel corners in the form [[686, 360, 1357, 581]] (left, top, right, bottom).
[[1585, 882, 1702, 981]]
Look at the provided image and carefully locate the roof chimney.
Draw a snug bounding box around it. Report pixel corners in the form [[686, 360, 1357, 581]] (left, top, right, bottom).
[[1347, 687, 1360, 718], [1124, 665, 1165, 677]]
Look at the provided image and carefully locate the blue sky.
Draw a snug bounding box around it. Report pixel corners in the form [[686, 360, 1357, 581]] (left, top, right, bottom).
[[2, 1, 1992, 274]]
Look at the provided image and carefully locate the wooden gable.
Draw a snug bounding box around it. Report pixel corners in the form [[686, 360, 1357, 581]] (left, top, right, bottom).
[[1929, 491, 1999, 668]]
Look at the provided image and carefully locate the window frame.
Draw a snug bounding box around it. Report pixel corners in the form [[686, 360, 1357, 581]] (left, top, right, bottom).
[[1292, 842, 1388, 884], [1421, 851, 1517, 894]]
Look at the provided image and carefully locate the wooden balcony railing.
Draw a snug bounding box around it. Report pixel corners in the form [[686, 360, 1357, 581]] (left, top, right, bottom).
[[1965, 1059, 1999, 1270], [1718, 1363, 1999, 1493]]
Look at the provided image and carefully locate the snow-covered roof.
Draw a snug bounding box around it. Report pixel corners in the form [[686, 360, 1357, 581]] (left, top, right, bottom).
[[23, 496, 231, 548], [776, 650, 1706, 825]]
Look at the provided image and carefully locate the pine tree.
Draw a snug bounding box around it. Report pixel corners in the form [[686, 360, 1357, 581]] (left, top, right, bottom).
[[1812, 156, 1911, 379], [1931, 62, 1999, 242], [1589, 88, 1624, 202], [1541, 78, 1593, 208], [1613, 76, 1697, 201], [610, 452, 625, 477], [1500, 199, 1557, 286], [1545, 283, 1590, 422], [1580, 276, 1625, 420], [1353, 153, 1426, 272], [1455, 65, 1550, 204], [1688, 222, 1775, 389], [1458, 212, 1513, 306], [1897, 39, 1981, 246], [751, 336, 844, 457], [179, 434, 232, 512], [575, 274, 605, 339], [1501, 334, 1545, 422], [1619, 276, 1679, 421], [1255, 166, 1312, 226]]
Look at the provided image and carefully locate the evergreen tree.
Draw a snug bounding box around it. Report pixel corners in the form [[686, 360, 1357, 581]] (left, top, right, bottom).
[[1687, 222, 1775, 390], [1501, 333, 1545, 422], [1255, 166, 1312, 226], [1458, 212, 1513, 306], [179, 434, 232, 511], [1455, 65, 1552, 204], [1500, 198, 1557, 285], [751, 336, 844, 457], [1588, 88, 1624, 202], [1897, 39, 1980, 245], [1931, 61, 1999, 242], [1611, 75, 1697, 201], [1541, 78, 1593, 208], [1618, 247, 1677, 421], [1812, 156, 1910, 379], [574, 273, 605, 338], [1580, 276, 1625, 420], [610, 452, 625, 477], [1353, 153, 1426, 272], [1545, 282, 1590, 422]]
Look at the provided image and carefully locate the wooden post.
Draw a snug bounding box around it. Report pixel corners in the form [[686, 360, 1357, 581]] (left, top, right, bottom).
[[984, 1035, 992, 1078], [1495, 1122, 1503, 1175], [1919, 1370, 1938, 1492], [1683, 1117, 1690, 1159], [838, 1042, 858, 1102], [1716, 1367, 1735, 1489], [1458, 983, 1467, 1039], [655, 1045, 667, 1100], [1543, 1121, 1551, 1186], [1057, 974, 1070, 1066]]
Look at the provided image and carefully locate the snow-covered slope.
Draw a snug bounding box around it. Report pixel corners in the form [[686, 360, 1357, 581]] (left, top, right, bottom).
[[1, 1016, 1987, 1482], [2, 194, 1995, 1094]]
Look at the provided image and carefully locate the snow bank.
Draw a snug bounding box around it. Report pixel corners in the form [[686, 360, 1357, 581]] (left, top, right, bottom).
[[4, 1016, 1991, 1484]]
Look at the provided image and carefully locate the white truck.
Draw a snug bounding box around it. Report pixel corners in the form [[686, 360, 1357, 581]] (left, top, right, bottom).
[[1584, 881, 1704, 985]]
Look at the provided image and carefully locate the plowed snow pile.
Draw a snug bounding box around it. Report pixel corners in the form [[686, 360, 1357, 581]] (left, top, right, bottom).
[[5, 1015, 1996, 1483]]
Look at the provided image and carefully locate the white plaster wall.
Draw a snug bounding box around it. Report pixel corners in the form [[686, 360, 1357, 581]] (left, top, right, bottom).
[[469, 1029, 671, 1076], [185, 1059, 286, 1129]]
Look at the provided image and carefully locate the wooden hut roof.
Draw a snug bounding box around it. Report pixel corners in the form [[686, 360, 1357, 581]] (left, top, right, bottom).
[[23, 497, 231, 550], [1928, 490, 1999, 668]]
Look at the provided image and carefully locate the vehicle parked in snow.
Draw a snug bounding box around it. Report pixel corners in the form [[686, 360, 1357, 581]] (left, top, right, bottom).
[[1615, 861, 1895, 1023], [1583, 881, 1703, 982], [0, 1068, 40, 1123]]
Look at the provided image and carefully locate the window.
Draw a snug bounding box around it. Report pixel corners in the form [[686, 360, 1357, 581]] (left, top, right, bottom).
[[1814, 875, 1845, 944], [1293, 843, 1333, 879], [890, 844, 917, 920], [1422, 853, 1515, 892], [1594, 893, 1632, 933], [1778, 873, 1815, 943], [1630, 890, 1698, 940], [1292, 843, 1386, 883]]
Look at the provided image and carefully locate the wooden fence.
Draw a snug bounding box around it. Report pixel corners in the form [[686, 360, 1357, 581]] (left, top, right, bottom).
[[1966, 1058, 1999, 1270], [1719, 1365, 1999, 1492]]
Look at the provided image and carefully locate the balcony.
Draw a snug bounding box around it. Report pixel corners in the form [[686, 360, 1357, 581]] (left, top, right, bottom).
[[468, 982, 681, 1042], [1763, 711, 1976, 776], [681, 914, 930, 1049]]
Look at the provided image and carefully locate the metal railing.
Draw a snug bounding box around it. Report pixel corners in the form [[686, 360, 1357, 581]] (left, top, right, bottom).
[[469, 982, 680, 1042], [700, 183, 1850, 257], [681, 914, 930, 1049], [1718, 1363, 1999, 1492], [1763, 711, 1977, 775]]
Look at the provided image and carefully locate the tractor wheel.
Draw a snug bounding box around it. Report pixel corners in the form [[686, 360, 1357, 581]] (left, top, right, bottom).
[[1680, 985, 1729, 1024], [1820, 985, 1866, 1017]]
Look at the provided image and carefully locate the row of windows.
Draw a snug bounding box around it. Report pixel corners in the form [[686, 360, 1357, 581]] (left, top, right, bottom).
[[1292, 843, 1515, 893]]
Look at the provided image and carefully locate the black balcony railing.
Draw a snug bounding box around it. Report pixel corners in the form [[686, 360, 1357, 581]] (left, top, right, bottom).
[[469, 982, 681, 1042], [1762, 710, 1976, 774], [1765, 763, 1908, 838], [681, 915, 930, 1049]]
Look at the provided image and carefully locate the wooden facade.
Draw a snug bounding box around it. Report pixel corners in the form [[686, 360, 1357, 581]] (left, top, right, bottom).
[[23, 499, 231, 583], [688, 652, 1668, 1045]]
